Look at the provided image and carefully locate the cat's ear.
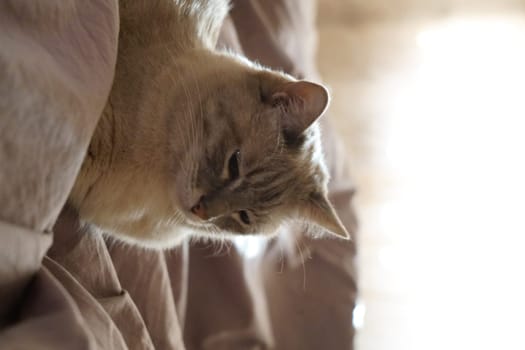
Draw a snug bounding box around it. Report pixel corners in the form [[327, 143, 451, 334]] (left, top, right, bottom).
[[269, 81, 329, 137], [300, 192, 350, 239]]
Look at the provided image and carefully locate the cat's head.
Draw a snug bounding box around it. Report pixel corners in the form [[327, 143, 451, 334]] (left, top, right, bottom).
[[173, 53, 349, 240]]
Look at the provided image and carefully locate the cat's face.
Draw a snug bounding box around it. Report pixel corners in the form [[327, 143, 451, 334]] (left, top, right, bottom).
[[171, 54, 348, 239], [71, 52, 348, 247]]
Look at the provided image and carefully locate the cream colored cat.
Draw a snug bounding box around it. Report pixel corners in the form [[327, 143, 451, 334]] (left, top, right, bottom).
[[69, 0, 349, 248]]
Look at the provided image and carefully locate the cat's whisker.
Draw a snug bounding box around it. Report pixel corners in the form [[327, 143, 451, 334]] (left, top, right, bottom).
[[278, 240, 285, 274], [292, 232, 308, 292], [170, 211, 184, 226]]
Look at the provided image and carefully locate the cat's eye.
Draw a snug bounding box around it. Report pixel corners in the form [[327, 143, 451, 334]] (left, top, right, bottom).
[[238, 210, 251, 225], [228, 150, 241, 180]]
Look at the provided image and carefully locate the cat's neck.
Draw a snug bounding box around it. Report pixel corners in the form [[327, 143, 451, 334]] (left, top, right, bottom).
[[71, 0, 230, 208], [118, 0, 229, 50]]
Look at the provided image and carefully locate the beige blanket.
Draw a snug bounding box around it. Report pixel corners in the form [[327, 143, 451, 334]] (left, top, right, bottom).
[[0, 1, 357, 349]]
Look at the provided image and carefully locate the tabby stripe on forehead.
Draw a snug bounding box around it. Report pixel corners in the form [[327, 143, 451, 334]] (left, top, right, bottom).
[[245, 167, 267, 179], [248, 170, 283, 190], [259, 189, 283, 206], [255, 175, 294, 208], [225, 114, 242, 146], [208, 138, 229, 174], [217, 100, 242, 145]]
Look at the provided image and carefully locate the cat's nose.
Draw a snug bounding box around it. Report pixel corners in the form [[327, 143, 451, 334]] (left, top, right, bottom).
[[190, 197, 208, 220]]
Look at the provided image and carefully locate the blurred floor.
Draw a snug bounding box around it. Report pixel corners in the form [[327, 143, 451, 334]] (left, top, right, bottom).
[[317, 4, 525, 350]]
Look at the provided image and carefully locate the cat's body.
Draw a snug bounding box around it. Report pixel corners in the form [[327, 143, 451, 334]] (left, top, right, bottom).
[[69, 0, 348, 247]]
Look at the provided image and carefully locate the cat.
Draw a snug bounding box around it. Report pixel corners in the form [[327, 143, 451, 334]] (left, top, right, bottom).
[[69, 0, 349, 248]]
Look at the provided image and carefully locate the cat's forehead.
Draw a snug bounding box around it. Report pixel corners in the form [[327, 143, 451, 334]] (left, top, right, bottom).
[[198, 72, 328, 190], [245, 129, 327, 191], [203, 87, 281, 146]]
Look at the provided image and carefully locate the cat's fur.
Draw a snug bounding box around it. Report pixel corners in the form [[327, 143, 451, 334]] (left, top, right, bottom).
[[69, 0, 349, 248]]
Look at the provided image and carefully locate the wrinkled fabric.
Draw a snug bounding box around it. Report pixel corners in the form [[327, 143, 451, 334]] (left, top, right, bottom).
[[0, 0, 119, 348], [0, 1, 357, 349]]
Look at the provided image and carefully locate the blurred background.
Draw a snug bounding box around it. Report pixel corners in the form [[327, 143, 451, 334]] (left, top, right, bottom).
[[316, 0, 525, 349]]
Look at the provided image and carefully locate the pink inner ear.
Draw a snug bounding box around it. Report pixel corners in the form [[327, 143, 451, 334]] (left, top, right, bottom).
[[271, 81, 329, 135]]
